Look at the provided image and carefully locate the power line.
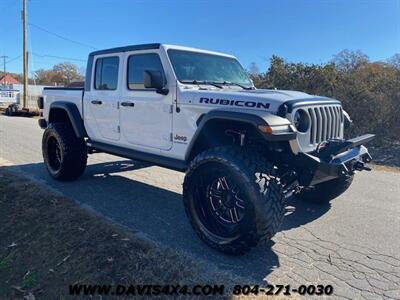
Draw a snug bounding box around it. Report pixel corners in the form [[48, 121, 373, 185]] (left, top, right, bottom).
[[28, 22, 97, 50], [31, 52, 86, 62], [6, 55, 23, 64], [2, 53, 85, 72]]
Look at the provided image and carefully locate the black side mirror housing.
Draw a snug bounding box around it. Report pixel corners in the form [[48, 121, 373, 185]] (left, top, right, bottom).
[[143, 70, 169, 95]]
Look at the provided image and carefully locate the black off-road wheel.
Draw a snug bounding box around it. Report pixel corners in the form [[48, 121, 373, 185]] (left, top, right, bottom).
[[183, 146, 286, 255], [296, 176, 354, 203], [42, 123, 87, 181]]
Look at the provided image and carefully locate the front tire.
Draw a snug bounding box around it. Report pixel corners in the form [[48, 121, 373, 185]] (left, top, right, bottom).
[[183, 146, 286, 255], [296, 176, 354, 203], [42, 123, 87, 181]]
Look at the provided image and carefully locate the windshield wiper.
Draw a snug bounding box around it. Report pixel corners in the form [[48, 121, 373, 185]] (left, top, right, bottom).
[[181, 80, 223, 89], [221, 81, 253, 90]]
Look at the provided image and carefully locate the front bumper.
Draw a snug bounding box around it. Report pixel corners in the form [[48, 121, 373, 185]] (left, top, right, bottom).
[[295, 134, 375, 186]]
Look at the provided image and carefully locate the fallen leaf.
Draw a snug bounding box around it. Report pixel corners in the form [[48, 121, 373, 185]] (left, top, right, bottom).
[[7, 242, 17, 248], [23, 271, 31, 279], [11, 286, 25, 293], [24, 292, 35, 300], [327, 254, 332, 265], [56, 255, 71, 266]]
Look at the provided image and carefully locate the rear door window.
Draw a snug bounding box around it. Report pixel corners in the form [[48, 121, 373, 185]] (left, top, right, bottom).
[[94, 56, 119, 90]]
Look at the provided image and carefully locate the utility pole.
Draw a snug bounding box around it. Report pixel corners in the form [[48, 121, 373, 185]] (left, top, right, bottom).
[[22, 0, 28, 108], [0, 56, 8, 73]]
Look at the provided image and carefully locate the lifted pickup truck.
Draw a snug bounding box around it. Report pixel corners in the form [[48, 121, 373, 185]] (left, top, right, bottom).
[[38, 43, 374, 255]]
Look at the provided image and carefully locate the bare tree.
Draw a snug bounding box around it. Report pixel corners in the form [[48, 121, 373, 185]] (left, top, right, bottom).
[[248, 62, 260, 76], [33, 62, 84, 86], [388, 53, 400, 69], [53, 62, 84, 85], [332, 49, 369, 71]]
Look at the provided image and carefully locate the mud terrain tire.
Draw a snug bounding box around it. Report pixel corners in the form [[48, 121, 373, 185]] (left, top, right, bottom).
[[183, 146, 286, 255], [42, 123, 87, 181]]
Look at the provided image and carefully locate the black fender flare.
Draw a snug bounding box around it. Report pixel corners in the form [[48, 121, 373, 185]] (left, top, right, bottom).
[[48, 101, 87, 138], [185, 110, 296, 161]]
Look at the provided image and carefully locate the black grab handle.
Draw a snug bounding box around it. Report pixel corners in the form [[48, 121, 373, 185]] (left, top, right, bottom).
[[91, 100, 102, 105], [120, 102, 135, 107]]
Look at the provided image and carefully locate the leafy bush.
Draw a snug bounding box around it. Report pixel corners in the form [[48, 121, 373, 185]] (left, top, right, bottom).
[[251, 50, 400, 145]]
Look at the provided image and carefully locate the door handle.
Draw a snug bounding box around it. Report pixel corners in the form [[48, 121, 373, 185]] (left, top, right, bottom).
[[91, 100, 102, 105], [120, 102, 135, 107]]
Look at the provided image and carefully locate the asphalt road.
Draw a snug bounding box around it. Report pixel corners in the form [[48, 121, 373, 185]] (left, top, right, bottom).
[[1, 114, 399, 300]]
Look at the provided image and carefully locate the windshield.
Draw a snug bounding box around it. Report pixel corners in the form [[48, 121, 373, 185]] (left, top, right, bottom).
[[168, 49, 252, 88]]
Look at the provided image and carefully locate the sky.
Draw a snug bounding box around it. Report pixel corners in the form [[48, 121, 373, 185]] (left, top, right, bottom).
[[0, 0, 399, 76]]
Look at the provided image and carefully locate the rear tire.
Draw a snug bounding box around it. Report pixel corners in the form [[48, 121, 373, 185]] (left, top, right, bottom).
[[42, 123, 87, 181], [297, 176, 354, 203], [6, 105, 16, 116], [183, 146, 286, 255]]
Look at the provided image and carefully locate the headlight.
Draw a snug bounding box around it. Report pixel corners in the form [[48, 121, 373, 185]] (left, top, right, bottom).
[[293, 109, 310, 133]]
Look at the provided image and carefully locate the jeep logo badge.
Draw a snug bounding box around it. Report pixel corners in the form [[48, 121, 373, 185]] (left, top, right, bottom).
[[174, 134, 187, 143]]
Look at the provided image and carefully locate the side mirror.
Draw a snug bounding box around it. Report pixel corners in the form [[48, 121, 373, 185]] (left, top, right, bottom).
[[143, 70, 169, 95]]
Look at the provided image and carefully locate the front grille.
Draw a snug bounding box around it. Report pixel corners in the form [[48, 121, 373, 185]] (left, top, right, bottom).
[[307, 105, 343, 145]]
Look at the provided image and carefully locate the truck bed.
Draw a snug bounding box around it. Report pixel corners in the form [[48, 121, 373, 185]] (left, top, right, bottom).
[[42, 87, 84, 120]]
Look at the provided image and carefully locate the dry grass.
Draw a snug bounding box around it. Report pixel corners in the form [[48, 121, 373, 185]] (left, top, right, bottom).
[[371, 164, 400, 173], [0, 169, 249, 299], [369, 143, 400, 169]]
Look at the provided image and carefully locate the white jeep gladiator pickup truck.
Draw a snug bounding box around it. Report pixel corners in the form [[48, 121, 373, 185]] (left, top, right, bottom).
[[38, 43, 374, 255]]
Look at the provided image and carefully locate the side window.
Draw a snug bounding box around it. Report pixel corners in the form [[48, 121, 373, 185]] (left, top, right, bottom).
[[94, 56, 119, 90], [127, 53, 165, 90]]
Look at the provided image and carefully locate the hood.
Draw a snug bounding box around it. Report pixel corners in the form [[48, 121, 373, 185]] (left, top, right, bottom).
[[180, 88, 334, 113]]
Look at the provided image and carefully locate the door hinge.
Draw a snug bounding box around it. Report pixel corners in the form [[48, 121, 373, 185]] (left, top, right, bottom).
[[170, 132, 173, 141], [117, 125, 120, 133], [170, 105, 173, 114]]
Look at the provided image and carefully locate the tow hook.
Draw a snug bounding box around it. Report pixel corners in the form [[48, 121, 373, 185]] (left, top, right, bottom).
[[281, 171, 299, 198], [354, 160, 372, 172]]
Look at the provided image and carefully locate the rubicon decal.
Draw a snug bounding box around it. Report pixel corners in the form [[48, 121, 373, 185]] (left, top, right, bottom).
[[199, 97, 270, 109]]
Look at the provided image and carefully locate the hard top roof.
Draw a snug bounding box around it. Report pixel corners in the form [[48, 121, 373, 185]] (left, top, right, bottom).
[[89, 43, 235, 58]]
